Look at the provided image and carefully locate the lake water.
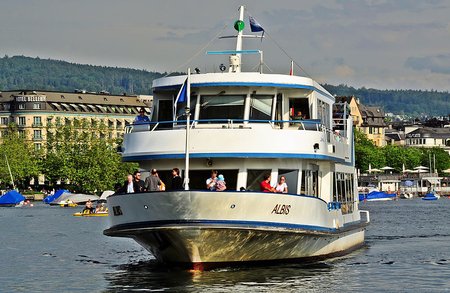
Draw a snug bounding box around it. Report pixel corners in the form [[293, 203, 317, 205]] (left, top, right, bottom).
[[1, 199, 449, 292]]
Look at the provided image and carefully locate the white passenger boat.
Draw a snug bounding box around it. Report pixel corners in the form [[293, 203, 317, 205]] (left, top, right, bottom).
[[104, 6, 370, 269]]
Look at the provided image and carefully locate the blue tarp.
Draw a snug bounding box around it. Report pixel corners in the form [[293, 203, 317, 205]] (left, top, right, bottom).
[[43, 189, 70, 204], [0, 190, 26, 205], [359, 191, 397, 201]]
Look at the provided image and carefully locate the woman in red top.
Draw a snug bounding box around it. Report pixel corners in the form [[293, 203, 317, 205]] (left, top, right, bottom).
[[260, 173, 276, 192]]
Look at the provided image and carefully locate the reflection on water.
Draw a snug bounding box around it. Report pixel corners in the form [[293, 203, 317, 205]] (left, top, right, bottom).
[[104, 260, 341, 292]]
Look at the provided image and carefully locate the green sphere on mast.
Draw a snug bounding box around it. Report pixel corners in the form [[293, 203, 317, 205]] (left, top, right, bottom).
[[234, 20, 245, 32]]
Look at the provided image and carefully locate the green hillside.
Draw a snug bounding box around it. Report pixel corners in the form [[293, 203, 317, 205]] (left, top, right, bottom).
[[0, 55, 165, 95], [1, 55, 449, 116], [323, 84, 450, 117]]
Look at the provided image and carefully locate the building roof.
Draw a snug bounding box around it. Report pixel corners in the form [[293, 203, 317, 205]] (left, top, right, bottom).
[[406, 126, 450, 139]]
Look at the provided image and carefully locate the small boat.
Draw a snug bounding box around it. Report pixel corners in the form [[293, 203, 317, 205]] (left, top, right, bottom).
[[59, 201, 78, 207], [360, 191, 397, 201], [73, 211, 108, 217], [422, 191, 439, 201], [0, 190, 26, 207], [49, 192, 100, 206]]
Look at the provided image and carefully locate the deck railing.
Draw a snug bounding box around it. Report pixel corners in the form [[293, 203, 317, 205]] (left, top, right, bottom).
[[126, 119, 349, 144]]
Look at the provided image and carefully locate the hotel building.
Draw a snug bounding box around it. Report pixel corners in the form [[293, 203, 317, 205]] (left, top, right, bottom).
[[0, 90, 152, 150]]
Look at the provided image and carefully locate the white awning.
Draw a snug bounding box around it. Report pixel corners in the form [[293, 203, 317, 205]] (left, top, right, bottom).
[[79, 104, 89, 112], [60, 103, 71, 111], [51, 102, 62, 111], [70, 104, 80, 111]]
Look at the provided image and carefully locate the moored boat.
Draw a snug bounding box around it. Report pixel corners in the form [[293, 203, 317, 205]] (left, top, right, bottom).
[[0, 190, 26, 207], [104, 6, 370, 269], [73, 211, 108, 217], [422, 191, 439, 201]]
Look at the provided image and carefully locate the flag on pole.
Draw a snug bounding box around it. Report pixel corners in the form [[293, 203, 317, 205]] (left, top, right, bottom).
[[175, 78, 188, 104], [173, 77, 188, 121], [249, 16, 264, 33], [289, 61, 294, 76]]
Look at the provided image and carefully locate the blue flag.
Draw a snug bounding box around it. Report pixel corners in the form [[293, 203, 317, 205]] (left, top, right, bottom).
[[249, 16, 264, 33], [175, 78, 188, 103]]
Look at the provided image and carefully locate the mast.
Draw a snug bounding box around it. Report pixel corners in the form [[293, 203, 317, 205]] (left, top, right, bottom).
[[5, 154, 15, 190], [184, 68, 191, 190], [229, 5, 245, 73]]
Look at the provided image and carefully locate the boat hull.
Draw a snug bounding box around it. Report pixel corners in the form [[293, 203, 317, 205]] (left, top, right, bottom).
[[104, 191, 368, 267]]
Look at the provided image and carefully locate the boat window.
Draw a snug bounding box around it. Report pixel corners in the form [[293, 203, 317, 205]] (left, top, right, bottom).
[[301, 169, 319, 197], [289, 98, 309, 120], [246, 169, 271, 191], [275, 94, 283, 127], [317, 99, 331, 129], [278, 169, 298, 194], [187, 169, 238, 190], [199, 95, 245, 121], [333, 172, 354, 214], [250, 95, 273, 121], [157, 100, 173, 129]]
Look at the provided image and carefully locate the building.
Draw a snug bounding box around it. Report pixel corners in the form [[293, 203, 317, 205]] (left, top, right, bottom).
[[335, 96, 387, 147], [405, 126, 450, 154], [0, 90, 152, 150]]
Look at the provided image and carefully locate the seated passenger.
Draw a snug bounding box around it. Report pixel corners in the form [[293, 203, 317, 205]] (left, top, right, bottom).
[[216, 174, 226, 191], [275, 176, 288, 193], [260, 174, 276, 193], [82, 199, 95, 214], [293, 110, 304, 120], [206, 170, 218, 191]]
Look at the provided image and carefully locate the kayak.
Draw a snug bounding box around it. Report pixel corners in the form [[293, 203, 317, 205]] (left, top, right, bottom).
[[73, 211, 108, 217]]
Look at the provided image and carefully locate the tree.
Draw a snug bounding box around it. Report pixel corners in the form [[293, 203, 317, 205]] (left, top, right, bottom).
[[0, 124, 41, 189], [354, 128, 385, 171], [43, 118, 137, 194], [420, 147, 450, 174]]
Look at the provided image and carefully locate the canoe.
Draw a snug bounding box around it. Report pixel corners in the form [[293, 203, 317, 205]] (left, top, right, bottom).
[[73, 212, 108, 217]]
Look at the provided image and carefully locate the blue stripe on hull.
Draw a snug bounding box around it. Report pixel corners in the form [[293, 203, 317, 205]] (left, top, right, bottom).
[[123, 152, 346, 162], [105, 218, 366, 236]]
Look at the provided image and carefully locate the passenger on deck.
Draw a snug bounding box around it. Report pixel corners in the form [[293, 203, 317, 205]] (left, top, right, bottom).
[[293, 110, 304, 120], [171, 168, 183, 190], [145, 169, 162, 191], [121, 174, 139, 193], [133, 170, 145, 192], [134, 108, 150, 124], [206, 170, 218, 191], [275, 176, 288, 193], [216, 174, 226, 191], [260, 174, 276, 193]]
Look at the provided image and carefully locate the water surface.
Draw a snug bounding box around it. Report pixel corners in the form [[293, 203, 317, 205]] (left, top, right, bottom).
[[1, 199, 449, 292]]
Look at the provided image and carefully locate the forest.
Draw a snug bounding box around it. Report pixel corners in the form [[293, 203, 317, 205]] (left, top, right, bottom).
[[1, 55, 450, 116]]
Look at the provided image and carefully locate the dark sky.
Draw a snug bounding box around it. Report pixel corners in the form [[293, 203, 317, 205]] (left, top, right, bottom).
[[2, 0, 450, 91]]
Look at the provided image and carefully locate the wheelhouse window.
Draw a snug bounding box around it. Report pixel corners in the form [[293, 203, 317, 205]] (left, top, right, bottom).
[[250, 95, 273, 121], [317, 99, 330, 129], [199, 95, 245, 121]]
